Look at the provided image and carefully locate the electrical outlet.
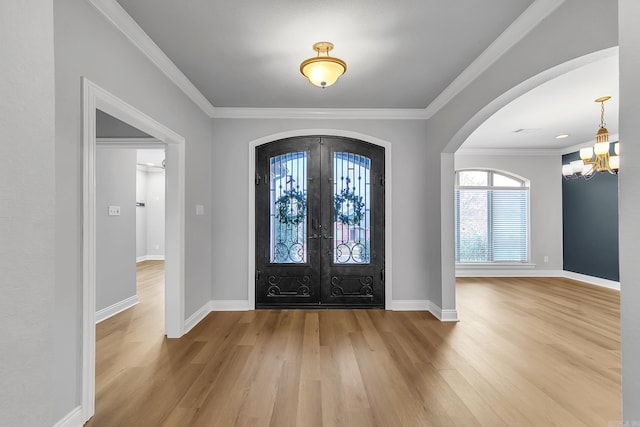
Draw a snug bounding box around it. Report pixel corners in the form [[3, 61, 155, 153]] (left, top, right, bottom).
[[544, 256, 549, 263], [108, 206, 121, 216]]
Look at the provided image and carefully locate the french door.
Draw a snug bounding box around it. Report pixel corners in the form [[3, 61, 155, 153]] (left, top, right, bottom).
[[255, 136, 385, 308]]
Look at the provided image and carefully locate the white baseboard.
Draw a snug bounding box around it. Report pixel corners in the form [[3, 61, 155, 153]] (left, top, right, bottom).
[[389, 299, 459, 322], [562, 270, 620, 291], [184, 298, 461, 334], [183, 299, 253, 335], [427, 301, 460, 322], [53, 406, 82, 427], [210, 299, 253, 311], [455, 268, 620, 291], [136, 254, 165, 263], [388, 299, 430, 311], [96, 295, 139, 323], [456, 269, 563, 277], [183, 301, 213, 335]]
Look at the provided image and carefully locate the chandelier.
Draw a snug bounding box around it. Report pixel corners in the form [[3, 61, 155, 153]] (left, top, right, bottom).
[[562, 96, 619, 179], [300, 42, 347, 88]]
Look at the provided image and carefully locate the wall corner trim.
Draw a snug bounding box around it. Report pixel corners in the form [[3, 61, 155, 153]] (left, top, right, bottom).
[[53, 406, 82, 427], [95, 295, 139, 323]]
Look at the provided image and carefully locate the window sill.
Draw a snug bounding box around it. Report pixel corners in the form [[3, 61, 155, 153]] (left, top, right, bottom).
[[456, 262, 536, 270]]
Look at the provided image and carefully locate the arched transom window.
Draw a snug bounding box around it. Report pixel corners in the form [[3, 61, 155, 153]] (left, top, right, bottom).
[[455, 169, 529, 263]]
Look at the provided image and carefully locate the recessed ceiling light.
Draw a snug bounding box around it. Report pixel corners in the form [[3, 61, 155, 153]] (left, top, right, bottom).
[[555, 134, 570, 139]]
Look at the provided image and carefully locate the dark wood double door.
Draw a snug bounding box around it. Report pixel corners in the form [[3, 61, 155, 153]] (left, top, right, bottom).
[[256, 136, 385, 308]]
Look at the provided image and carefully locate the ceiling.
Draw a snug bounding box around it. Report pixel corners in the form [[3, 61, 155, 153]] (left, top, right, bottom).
[[113, 0, 618, 151], [462, 52, 619, 152], [116, 0, 534, 109]]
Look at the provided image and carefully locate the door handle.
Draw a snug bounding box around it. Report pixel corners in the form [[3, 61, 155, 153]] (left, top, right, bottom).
[[323, 235, 333, 239], [309, 234, 320, 240]]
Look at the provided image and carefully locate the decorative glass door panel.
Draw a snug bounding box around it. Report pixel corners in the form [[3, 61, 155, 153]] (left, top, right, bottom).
[[333, 152, 371, 264], [270, 152, 307, 264], [256, 136, 384, 308]]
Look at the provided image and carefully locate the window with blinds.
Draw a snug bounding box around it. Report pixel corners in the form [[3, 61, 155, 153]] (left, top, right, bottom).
[[455, 170, 529, 263]]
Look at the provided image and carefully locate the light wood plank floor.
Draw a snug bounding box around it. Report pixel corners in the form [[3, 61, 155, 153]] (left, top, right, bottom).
[[88, 262, 621, 426]]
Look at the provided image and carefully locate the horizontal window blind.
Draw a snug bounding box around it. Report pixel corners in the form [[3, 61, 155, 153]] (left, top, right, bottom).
[[455, 187, 528, 263]]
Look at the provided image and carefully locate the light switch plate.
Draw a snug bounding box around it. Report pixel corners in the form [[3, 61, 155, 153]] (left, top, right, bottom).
[[108, 206, 121, 216], [196, 204, 205, 216]]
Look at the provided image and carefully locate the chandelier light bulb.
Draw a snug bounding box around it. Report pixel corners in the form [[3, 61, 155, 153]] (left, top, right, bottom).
[[609, 155, 620, 170], [580, 147, 594, 161], [594, 141, 610, 155], [570, 160, 584, 174]]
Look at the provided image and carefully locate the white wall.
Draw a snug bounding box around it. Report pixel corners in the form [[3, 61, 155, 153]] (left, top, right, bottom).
[[136, 167, 166, 261], [454, 153, 563, 273], [618, 0, 640, 421], [136, 167, 148, 259], [145, 169, 166, 258], [54, 0, 212, 421], [0, 2, 55, 426], [96, 147, 137, 312]]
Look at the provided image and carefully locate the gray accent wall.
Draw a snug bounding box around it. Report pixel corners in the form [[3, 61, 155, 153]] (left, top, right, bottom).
[[619, 0, 640, 421], [562, 151, 619, 281], [0, 1, 55, 425], [96, 147, 137, 311]]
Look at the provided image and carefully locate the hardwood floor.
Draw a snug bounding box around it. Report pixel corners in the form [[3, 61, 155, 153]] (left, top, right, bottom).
[[88, 263, 621, 426]]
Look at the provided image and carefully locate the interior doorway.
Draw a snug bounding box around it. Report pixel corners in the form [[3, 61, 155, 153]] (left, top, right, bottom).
[[82, 78, 185, 423], [255, 136, 385, 308]]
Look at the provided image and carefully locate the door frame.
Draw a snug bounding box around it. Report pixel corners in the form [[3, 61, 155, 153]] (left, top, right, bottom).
[[248, 130, 392, 309], [81, 78, 186, 422]]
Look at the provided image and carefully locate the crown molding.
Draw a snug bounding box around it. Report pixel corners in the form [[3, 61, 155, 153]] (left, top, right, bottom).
[[456, 147, 562, 156], [89, 0, 564, 123], [560, 133, 619, 155], [424, 0, 565, 118], [96, 137, 161, 144], [88, 0, 217, 118], [212, 107, 429, 120]]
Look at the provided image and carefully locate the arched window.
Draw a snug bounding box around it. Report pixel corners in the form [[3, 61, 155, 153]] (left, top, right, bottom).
[[455, 169, 529, 263]]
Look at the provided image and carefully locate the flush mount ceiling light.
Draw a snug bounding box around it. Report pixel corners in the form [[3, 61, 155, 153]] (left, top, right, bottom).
[[300, 42, 347, 88], [562, 96, 620, 179]]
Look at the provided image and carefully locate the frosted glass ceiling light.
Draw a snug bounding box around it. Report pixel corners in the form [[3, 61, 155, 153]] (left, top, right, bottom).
[[300, 42, 347, 88], [562, 96, 620, 180]]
